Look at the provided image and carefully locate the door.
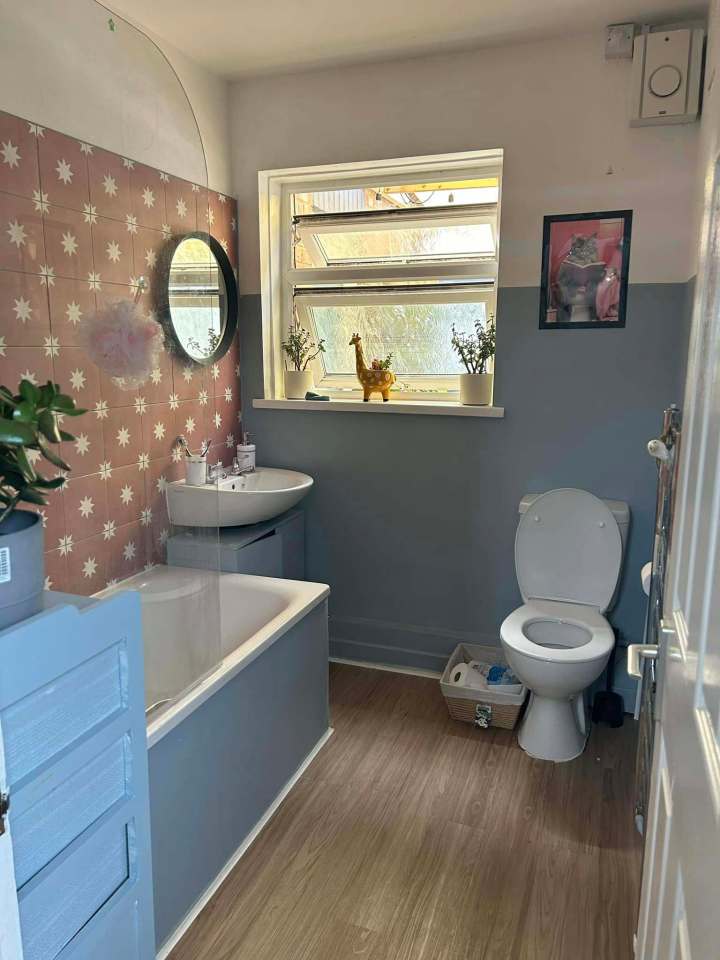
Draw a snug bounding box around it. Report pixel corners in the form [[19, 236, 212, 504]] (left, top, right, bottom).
[[633, 157, 720, 957], [0, 716, 23, 960]]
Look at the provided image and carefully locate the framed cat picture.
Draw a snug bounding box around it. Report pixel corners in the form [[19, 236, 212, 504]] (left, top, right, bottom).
[[539, 210, 632, 329]]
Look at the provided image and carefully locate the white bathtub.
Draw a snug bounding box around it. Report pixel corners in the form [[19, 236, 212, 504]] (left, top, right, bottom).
[[101, 565, 329, 747]]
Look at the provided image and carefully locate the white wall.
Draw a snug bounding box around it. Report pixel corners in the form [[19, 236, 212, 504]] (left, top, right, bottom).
[[230, 32, 699, 292], [0, 0, 232, 194]]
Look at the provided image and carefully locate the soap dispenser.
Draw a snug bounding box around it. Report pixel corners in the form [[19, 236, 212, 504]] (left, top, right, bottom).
[[236, 432, 256, 473]]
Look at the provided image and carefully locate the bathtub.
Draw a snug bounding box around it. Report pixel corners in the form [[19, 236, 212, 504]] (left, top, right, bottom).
[[101, 565, 331, 955]]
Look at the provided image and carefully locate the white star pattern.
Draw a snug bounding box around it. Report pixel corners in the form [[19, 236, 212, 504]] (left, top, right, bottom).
[[220, 238, 228, 254], [87, 272, 101, 290], [78, 496, 94, 518], [176, 198, 187, 218], [184, 416, 196, 434], [122, 157, 135, 169], [69, 368, 86, 391], [134, 396, 146, 415], [144, 248, 157, 269], [191, 183, 200, 193], [171, 445, 183, 463], [7, 219, 27, 247], [103, 174, 117, 196], [218, 193, 227, 204], [225, 433, 234, 448], [106, 240, 121, 262], [27, 449, 41, 467], [39, 265, 55, 286], [82, 557, 98, 578], [43, 335, 60, 358], [0, 337, 6, 357], [140, 507, 152, 526], [105, 578, 118, 589], [79, 142, 93, 155], [224, 387, 233, 403], [125, 214, 138, 234], [213, 412, 222, 429], [153, 421, 166, 440], [159, 172, 169, 182], [123, 541, 136, 561], [74, 433, 90, 455], [33, 190, 50, 214], [138, 452, 149, 471], [199, 390, 208, 406], [44, 575, 52, 590], [158, 528, 169, 544], [61, 231, 78, 256], [28, 123, 44, 137], [156, 475, 168, 493], [120, 484, 134, 505], [83, 203, 98, 224], [94, 399, 108, 419], [210, 364, 220, 381], [206, 207, 215, 226], [117, 426, 131, 447], [182, 366, 193, 383], [150, 367, 162, 385], [20, 369, 37, 385], [58, 534, 74, 556], [231, 218, 237, 232], [142, 187, 155, 208], [1, 140, 20, 168], [66, 301, 82, 325], [55, 158, 73, 184], [99, 461, 112, 480], [168, 393, 179, 410], [13, 297, 32, 323], [103, 520, 116, 540], [235, 363, 241, 377], [129, 276, 142, 294], [35, 507, 47, 527]]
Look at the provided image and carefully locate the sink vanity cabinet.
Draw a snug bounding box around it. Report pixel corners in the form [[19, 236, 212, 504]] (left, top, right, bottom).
[[166, 509, 306, 580]]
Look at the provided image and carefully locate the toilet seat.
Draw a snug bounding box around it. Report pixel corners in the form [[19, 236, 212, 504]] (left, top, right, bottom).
[[501, 599, 614, 665]]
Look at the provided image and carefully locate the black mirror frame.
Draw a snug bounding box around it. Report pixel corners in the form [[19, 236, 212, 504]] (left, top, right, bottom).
[[155, 230, 238, 367]]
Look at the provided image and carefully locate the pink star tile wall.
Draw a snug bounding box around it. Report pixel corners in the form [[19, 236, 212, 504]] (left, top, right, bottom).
[[0, 109, 241, 596]]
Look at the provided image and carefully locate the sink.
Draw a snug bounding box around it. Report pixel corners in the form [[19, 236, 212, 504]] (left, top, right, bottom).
[[166, 467, 313, 527]]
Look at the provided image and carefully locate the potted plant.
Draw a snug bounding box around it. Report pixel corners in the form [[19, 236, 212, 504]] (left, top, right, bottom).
[[451, 313, 496, 405], [281, 317, 325, 399], [0, 379, 85, 629]]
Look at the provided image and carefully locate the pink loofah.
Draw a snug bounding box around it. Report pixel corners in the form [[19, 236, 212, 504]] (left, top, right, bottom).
[[81, 298, 163, 389]]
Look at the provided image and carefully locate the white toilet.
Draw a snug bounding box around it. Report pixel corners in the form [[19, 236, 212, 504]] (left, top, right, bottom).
[[500, 488, 630, 762]]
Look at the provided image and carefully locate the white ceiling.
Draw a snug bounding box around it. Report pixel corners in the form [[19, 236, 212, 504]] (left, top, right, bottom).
[[109, 0, 706, 79]]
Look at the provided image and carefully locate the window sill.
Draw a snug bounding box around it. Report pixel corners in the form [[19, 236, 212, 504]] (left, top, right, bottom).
[[253, 398, 505, 418]]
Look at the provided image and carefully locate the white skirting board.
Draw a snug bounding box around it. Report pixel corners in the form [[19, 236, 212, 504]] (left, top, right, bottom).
[[155, 727, 334, 959], [329, 656, 441, 679]]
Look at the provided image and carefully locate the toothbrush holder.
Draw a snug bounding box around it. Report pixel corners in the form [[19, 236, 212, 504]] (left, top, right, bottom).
[[185, 455, 207, 486]]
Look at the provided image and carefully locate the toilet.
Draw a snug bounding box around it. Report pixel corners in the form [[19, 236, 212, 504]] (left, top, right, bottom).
[[500, 488, 630, 762]]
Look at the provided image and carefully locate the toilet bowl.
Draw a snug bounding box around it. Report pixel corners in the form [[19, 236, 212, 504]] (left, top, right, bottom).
[[500, 489, 629, 762]]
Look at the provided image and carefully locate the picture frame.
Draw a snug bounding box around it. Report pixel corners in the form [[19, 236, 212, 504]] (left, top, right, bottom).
[[539, 210, 632, 330]]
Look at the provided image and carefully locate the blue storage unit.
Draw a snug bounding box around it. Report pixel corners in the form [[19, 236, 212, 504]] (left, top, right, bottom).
[[0, 592, 155, 960]]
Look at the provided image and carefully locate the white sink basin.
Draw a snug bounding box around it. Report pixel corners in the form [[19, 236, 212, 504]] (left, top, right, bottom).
[[166, 467, 313, 527]]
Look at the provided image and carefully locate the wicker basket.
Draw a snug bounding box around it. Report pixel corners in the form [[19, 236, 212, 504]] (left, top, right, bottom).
[[440, 643, 527, 730]]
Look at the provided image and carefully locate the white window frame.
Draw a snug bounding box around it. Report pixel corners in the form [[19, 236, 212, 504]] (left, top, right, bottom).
[[258, 149, 503, 402]]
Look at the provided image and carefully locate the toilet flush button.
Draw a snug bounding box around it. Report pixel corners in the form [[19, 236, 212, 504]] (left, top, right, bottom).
[[598, 521, 605, 527]]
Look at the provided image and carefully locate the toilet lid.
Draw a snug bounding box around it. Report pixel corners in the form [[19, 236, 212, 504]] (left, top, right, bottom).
[[515, 488, 622, 612]]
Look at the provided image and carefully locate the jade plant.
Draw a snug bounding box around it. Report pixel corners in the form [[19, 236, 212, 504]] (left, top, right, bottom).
[[0, 380, 86, 525], [451, 313, 496, 374], [281, 317, 326, 371]]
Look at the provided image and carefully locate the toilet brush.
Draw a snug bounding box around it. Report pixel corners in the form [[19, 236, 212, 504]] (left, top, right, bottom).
[[592, 643, 625, 728]]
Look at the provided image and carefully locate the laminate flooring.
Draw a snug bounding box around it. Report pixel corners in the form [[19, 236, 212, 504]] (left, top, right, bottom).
[[170, 663, 643, 960]]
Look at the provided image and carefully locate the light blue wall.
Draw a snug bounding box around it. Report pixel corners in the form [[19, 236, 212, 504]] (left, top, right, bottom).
[[240, 284, 691, 672]]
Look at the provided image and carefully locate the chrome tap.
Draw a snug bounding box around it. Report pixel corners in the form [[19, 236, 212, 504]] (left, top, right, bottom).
[[206, 461, 227, 483]]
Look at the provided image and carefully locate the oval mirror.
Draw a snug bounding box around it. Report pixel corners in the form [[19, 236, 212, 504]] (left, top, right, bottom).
[[157, 232, 238, 365]]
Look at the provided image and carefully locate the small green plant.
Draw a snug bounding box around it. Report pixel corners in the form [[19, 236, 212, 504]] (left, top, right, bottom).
[[451, 313, 496, 374], [0, 380, 86, 524], [281, 317, 325, 371], [372, 353, 393, 371]]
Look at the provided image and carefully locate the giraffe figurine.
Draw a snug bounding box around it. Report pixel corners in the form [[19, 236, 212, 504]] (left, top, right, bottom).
[[350, 333, 396, 401]]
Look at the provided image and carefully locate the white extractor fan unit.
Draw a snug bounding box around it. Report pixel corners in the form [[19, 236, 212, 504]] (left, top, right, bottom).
[[630, 26, 704, 126]]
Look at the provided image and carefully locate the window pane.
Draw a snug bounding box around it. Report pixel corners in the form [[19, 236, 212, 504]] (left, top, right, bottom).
[[292, 179, 498, 216], [308, 301, 488, 376], [306, 223, 495, 266]]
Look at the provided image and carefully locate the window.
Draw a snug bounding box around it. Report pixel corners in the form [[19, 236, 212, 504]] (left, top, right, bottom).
[[259, 151, 502, 403]]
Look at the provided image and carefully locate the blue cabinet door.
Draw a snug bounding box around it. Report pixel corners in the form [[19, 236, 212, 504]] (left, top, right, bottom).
[[0, 592, 155, 960]]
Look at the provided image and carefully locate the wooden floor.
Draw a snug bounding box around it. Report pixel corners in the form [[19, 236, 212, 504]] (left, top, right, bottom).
[[170, 664, 643, 960]]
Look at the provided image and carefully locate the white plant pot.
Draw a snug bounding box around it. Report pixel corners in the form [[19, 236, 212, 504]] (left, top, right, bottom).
[[284, 369, 314, 400], [459, 372, 493, 406]]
